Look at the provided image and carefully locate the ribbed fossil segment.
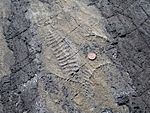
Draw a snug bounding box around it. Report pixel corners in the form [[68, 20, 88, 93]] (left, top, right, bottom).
[[45, 30, 80, 77], [39, 27, 80, 78]]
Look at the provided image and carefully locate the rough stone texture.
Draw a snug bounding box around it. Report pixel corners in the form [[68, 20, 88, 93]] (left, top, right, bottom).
[[0, 0, 12, 78], [92, 0, 150, 112], [0, 0, 149, 113]]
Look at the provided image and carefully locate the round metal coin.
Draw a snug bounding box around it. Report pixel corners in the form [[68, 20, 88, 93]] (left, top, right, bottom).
[[88, 52, 97, 60]]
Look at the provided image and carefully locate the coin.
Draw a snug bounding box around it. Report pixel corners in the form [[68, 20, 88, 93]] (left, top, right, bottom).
[[88, 52, 97, 60]]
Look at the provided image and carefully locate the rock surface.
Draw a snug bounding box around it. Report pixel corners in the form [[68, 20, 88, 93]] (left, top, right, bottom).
[[0, 0, 149, 113]]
